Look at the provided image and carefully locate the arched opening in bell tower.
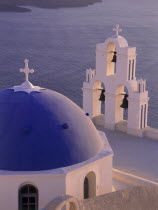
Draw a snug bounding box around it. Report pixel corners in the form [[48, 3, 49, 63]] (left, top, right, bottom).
[[92, 80, 106, 126], [140, 104, 147, 129], [99, 83, 106, 115], [93, 80, 106, 115], [128, 59, 136, 80], [107, 42, 117, 76], [123, 87, 129, 120], [115, 85, 129, 125]]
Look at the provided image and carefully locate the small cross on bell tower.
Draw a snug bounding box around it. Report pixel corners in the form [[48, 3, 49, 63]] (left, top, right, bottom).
[[20, 59, 34, 82], [113, 24, 122, 37]]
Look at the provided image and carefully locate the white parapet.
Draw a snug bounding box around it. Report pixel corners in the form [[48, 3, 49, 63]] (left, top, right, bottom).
[[137, 79, 146, 93], [86, 68, 95, 83]]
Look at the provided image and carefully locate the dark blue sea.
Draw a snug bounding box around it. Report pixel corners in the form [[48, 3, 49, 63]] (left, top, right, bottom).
[[0, 0, 158, 128]]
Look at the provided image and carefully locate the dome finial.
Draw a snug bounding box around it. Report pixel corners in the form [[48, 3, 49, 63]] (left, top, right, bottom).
[[9, 59, 43, 93], [20, 59, 34, 82], [113, 24, 122, 37]]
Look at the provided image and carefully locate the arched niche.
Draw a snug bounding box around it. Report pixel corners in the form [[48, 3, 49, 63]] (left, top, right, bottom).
[[107, 42, 116, 76], [128, 59, 136, 80], [84, 171, 96, 199]]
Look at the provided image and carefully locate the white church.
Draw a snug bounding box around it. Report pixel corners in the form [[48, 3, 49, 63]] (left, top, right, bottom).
[[0, 25, 157, 210]]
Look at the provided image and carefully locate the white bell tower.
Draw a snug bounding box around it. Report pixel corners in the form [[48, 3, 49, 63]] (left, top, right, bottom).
[[82, 25, 149, 137]]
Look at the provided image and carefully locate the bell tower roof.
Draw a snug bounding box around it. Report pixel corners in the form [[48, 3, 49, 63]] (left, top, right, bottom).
[[104, 25, 128, 48]]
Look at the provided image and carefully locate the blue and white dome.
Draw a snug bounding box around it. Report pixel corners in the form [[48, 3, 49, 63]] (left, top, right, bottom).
[[0, 60, 103, 171]]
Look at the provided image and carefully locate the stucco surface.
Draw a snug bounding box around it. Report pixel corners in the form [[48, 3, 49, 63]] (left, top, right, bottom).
[[79, 186, 158, 210]]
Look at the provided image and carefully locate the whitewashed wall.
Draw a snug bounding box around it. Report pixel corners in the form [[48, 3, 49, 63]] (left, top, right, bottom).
[[66, 155, 113, 200], [0, 174, 66, 210]]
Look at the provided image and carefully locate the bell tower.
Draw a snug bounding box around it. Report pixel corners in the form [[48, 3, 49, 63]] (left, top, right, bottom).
[[82, 25, 149, 137]]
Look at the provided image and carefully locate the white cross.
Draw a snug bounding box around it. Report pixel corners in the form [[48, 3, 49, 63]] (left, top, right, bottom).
[[113, 24, 122, 37], [20, 59, 34, 82]]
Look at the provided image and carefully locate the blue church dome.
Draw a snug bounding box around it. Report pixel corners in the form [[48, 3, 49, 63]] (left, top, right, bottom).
[[0, 88, 103, 171]]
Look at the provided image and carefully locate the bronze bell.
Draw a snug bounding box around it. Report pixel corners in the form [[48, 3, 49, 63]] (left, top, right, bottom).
[[111, 51, 117, 63], [120, 94, 128, 109], [99, 89, 105, 102]]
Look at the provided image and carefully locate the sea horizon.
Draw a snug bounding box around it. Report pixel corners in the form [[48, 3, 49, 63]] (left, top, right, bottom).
[[0, 0, 157, 128]]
